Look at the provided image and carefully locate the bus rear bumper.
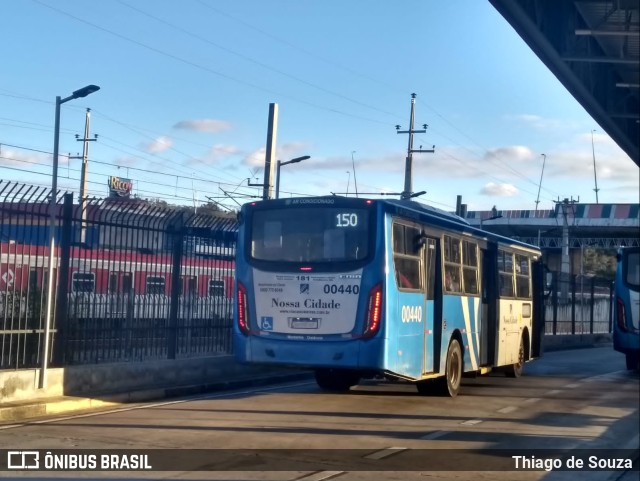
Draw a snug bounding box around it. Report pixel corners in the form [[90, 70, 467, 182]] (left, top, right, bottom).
[[234, 334, 384, 371]]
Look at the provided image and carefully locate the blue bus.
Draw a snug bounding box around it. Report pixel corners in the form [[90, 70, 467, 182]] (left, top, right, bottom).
[[233, 197, 544, 396], [613, 247, 640, 371]]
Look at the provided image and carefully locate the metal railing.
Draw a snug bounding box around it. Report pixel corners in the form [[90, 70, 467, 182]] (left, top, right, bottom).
[[544, 271, 613, 336], [0, 182, 237, 369]]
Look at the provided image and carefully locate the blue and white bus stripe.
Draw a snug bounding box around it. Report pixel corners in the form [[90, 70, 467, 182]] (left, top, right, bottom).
[[461, 297, 478, 370]]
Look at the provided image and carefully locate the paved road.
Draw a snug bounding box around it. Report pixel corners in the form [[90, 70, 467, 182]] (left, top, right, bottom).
[[0, 347, 637, 480]]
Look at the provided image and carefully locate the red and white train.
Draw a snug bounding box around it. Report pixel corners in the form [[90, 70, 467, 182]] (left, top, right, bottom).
[[0, 241, 235, 321]]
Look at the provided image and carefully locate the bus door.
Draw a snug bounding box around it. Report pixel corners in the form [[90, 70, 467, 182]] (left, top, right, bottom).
[[391, 222, 427, 379], [421, 237, 437, 375], [496, 249, 520, 366], [480, 243, 498, 366]]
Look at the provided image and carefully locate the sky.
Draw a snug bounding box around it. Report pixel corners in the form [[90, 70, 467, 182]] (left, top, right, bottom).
[[1, 0, 638, 213]]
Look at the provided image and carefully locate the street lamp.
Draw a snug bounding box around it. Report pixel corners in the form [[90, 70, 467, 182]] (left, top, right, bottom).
[[480, 206, 503, 229], [275, 155, 310, 199], [41, 84, 100, 389]]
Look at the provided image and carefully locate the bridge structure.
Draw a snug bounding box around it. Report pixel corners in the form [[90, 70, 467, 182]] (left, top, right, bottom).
[[489, 0, 639, 166], [464, 202, 639, 273]]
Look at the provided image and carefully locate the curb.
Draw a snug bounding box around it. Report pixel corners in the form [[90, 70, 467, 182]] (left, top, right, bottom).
[[0, 371, 313, 423]]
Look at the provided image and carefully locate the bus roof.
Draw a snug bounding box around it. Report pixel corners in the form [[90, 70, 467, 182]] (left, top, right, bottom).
[[243, 196, 541, 255]]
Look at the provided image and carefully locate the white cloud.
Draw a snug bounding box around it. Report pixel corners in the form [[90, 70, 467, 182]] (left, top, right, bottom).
[[0, 148, 47, 166], [142, 136, 172, 154], [173, 119, 232, 133], [207, 144, 239, 160], [244, 148, 266, 168], [484, 145, 535, 164], [480, 183, 519, 196]]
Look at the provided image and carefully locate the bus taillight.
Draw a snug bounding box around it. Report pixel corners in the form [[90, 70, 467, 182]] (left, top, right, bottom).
[[237, 282, 250, 335], [616, 297, 627, 331], [363, 284, 383, 339]]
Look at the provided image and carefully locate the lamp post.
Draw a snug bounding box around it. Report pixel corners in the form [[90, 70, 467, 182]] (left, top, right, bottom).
[[480, 206, 503, 229], [40, 85, 100, 389], [275, 155, 310, 199]]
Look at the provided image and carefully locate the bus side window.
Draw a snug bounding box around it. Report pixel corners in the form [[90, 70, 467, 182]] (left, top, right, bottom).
[[515, 254, 531, 298], [444, 235, 462, 294], [498, 250, 515, 297], [392, 223, 421, 290], [462, 240, 479, 295]]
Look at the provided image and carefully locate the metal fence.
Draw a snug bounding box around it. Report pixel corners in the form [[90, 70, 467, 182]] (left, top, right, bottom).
[[0, 180, 615, 370], [0, 182, 237, 369], [544, 271, 613, 336]]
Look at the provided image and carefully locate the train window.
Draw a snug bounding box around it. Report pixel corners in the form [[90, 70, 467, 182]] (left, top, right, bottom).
[[515, 254, 531, 299], [108, 273, 117, 294], [146, 276, 166, 295], [208, 280, 225, 296], [498, 250, 515, 298], [110, 272, 133, 294], [29, 268, 38, 290], [72, 272, 95, 293], [392, 223, 422, 290], [180, 276, 197, 296]]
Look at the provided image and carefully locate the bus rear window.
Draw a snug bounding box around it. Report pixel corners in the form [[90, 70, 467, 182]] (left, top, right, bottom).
[[250, 207, 370, 263]]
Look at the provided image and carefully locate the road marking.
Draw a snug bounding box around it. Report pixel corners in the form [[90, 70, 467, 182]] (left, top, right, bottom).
[[460, 419, 483, 426], [545, 389, 562, 395], [564, 383, 580, 388], [364, 447, 407, 460], [420, 430, 449, 440], [497, 406, 517, 414], [295, 472, 345, 481], [523, 397, 540, 404]]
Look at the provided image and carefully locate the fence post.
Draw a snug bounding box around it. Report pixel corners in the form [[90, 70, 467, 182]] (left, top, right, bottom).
[[570, 275, 576, 334], [552, 272, 558, 335], [167, 213, 184, 359], [52, 193, 73, 365], [589, 277, 597, 334], [608, 281, 614, 333]]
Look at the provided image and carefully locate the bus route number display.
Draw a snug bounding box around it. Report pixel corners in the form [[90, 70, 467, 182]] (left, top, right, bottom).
[[336, 213, 358, 227]]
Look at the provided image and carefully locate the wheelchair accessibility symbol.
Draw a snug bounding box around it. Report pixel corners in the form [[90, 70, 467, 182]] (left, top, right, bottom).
[[260, 317, 273, 331]]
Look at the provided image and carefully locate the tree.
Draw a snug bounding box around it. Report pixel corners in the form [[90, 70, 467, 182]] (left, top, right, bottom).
[[583, 248, 616, 279]]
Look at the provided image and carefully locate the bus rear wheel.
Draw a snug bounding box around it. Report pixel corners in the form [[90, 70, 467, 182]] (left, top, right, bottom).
[[314, 368, 360, 392], [435, 339, 462, 397], [506, 337, 525, 378]]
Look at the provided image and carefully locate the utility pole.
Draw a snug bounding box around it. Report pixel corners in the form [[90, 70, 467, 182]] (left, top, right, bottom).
[[591, 130, 599, 204], [261, 103, 278, 200], [351, 151, 359, 197], [76, 109, 97, 244], [556, 197, 578, 301], [396, 93, 434, 200], [535, 153, 546, 212]]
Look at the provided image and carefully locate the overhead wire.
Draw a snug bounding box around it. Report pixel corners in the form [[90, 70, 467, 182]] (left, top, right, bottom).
[[13, 1, 569, 206]]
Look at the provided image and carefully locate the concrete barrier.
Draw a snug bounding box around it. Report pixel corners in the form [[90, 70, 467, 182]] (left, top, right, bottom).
[[542, 333, 612, 352], [0, 355, 308, 405], [0, 334, 613, 419]]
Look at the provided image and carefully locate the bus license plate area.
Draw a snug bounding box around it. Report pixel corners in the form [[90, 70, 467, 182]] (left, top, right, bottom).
[[289, 317, 320, 329]]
